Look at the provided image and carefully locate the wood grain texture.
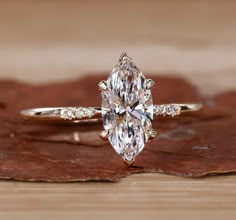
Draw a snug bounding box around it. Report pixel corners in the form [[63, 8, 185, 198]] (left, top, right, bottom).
[[0, 174, 236, 220], [0, 76, 235, 182], [0, 0, 235, 219], [0, 1, 236, 95]]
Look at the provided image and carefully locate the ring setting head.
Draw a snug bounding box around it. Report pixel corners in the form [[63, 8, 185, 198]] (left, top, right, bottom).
[[99, 53, 155, 164]]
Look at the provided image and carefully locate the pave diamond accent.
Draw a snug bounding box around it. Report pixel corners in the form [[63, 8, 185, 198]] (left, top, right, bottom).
[[60, 107, 96, 120], [154, 104, 181, 116], [101, 56, 153, 162]]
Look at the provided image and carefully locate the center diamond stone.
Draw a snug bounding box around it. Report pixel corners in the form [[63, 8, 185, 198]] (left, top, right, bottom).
[[101, 56, 153, 163]]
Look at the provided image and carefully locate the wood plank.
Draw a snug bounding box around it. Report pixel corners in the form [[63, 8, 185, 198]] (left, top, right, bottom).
[[0, 1, 235, 219], [0, 1, 235, 94], [0, 174, 236, 220]]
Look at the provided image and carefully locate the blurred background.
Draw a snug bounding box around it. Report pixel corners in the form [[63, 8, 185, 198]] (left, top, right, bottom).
[[0, 0, 235, 95]]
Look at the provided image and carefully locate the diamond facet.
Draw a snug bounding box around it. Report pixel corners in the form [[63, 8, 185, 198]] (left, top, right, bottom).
[[101, 56, 153, 162]]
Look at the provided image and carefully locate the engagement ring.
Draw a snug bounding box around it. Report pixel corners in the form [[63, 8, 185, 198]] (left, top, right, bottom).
[[21, 53, 202, 165]]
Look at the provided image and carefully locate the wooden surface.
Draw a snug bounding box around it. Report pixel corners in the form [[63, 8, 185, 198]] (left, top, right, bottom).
[[1, 174, 236, 220], [0, 1, 236, 219], [0, 1, 236, 94]]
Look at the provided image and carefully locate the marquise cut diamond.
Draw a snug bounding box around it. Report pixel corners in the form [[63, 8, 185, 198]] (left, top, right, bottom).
[[101, 57, 153, 162]]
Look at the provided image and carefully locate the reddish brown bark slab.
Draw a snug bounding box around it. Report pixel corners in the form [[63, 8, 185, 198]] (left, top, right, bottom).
[[0, 75, 235, 182]]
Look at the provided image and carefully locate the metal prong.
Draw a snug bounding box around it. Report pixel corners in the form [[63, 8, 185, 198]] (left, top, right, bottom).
[[119, 52, 132, 63], [98, 80, 108, 91], [146, 79, 155, 89], [99, 129, 111, 140], [123, 159, 134, 167], [148, 130, 157, 140]]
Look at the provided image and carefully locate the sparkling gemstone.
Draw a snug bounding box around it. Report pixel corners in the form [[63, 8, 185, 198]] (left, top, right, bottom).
[[86, 108, 95, 118], [61, 107, 74, 120], [101, 59, 153, 162], [76, 108, 85, 118]]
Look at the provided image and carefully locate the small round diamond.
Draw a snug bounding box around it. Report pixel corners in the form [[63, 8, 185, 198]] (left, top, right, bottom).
[[61, 107, 74, 120], [166, 105, 174, 116], [155, 105, 161, 115], [76, 108, 85, 118], [86, 108, 95, 118], [67, 109, 73, 117], [161, 105, 167, 115]]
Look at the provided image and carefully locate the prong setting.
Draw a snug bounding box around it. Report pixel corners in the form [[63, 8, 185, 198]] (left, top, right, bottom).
[[99, 129, 111, 140], [145, 129, 157, 140], [98, 80, 108, 91], [146, 79, 155, 89], [148, 130, 157, 140], [123, 159, 135, 167], [119, 52, 132, 63]]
